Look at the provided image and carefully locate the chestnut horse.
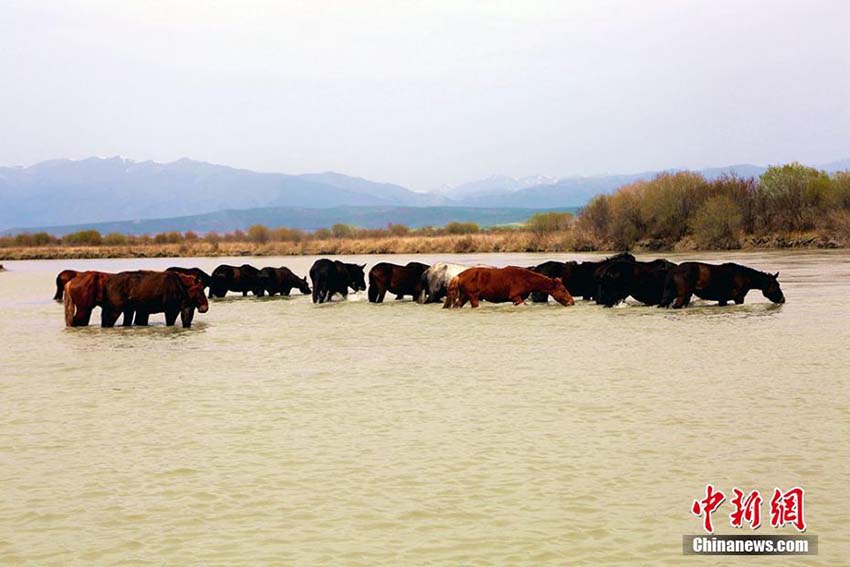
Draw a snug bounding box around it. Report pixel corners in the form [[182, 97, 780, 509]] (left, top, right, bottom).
[[445, 266, 575, 309], [660, 262, 785, 308], [53, 269, 80, 301], [63, 271, 112, 326]]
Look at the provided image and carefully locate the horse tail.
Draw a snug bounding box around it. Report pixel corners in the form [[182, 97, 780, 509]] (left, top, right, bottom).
[[54, 274, 65, 301], [368, 270, 379, 302], [659, 269, 677, 307], [443, 276, 459, 309], [64, 282, 75, 326]]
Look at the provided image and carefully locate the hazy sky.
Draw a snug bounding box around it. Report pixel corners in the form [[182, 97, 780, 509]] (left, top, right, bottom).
[[1, 1, 848, 190]]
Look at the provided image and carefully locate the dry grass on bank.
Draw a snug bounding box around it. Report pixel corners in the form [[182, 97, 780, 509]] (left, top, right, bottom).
[[1, 228, 848, 261]]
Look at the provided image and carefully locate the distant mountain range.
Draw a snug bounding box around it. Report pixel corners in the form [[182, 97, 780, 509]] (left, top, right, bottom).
[[5, 206, 577, 237], [1, 156, 847, 234]]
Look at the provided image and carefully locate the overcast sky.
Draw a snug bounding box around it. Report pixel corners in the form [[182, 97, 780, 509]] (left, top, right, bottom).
[[1, 1, 848, 190]]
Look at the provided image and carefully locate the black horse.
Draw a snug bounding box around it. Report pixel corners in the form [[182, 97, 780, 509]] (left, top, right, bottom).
[[595, 259, 677, 307], [309, 259, 367, 304], [257, 266, 311, 296], [660, 262, 785, 308], [209, 264, 263, 298], [529, 252, 635, 302]]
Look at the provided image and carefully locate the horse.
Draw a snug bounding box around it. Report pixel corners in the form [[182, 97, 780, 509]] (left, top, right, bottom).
[[257, 266, 311, 296], [530, 252, 636, 303], [419, 262, 487, 304], [209, 264, 263, 298], [445, 266, 575, 309], [166, 267, 212, 290], [309, 259, 367, 304], [63, 271, 112, 327], [595, 259, 677, 307], [53, 269, 80, 301], [368, 261, 429, 303], [101, 271, 209, 328], [660, 262, 785, 308]]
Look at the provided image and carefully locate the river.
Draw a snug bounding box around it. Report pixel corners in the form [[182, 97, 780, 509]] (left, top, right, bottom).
[[1, 251, 848, 565]]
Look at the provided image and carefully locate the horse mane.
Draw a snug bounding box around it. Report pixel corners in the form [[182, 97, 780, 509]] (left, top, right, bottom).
[[727, 263, 772, 285]]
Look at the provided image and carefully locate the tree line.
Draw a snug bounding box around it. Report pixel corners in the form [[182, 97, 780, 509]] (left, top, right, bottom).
[[0, 221, 487, 248], [2, 163, 848, 251], [576, 163, 850, 249]]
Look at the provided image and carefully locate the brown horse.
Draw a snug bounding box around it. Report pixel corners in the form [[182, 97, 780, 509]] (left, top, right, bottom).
[[102, 271, 209, 328], [661, 262, 785, 308], [368, 261, 429, 303], [445, 266, 575, 308], [63, 271, 112, 326], [54, 269, 80, 301]]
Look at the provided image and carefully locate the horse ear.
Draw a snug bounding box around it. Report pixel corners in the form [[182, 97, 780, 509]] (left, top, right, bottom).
[[360, 263, 366, 269], [554, 277, 563, 283], [774, 272, 779, 278]]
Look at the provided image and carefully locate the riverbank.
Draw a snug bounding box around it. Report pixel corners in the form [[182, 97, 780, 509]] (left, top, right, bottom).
[[1, 229, 847, 260]]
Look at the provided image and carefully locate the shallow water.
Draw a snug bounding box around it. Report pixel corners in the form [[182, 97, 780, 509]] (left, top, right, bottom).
[[1, 251, 849, 565]]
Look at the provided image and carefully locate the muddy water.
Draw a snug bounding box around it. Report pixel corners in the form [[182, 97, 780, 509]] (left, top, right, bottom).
[[1, 251, 848, 565]]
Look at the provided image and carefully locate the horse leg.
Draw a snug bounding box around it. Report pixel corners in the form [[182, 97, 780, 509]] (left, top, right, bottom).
[[122, 309, 134, 327], [512, 295, 525, 305], [180, 307, 195, 328], [672, 292, 691, 309], [718, 299, 728, 306], [100, 307, 118, 328], [242, 290, 247, 297], [165, 309, 179, 326], [135, 311, 149, 326], [77, 309, 92, 326]]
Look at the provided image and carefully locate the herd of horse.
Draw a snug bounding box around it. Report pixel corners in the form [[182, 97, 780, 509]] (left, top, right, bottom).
[[55, 253, 786, 327]]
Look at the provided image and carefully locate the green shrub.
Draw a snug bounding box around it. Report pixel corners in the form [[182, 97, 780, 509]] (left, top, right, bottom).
[[103, 232, 128, 246], [445, 221, 479, 234], [154, 231, 182, 244], [331, 223, 357, 238], [13, 232, 54, 246], [63, 230, 102, 246], [387, 223, 410, 236], [759, 163, 830, 231], [691, 195, 743, 249], [526, 211, 574, 234]]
